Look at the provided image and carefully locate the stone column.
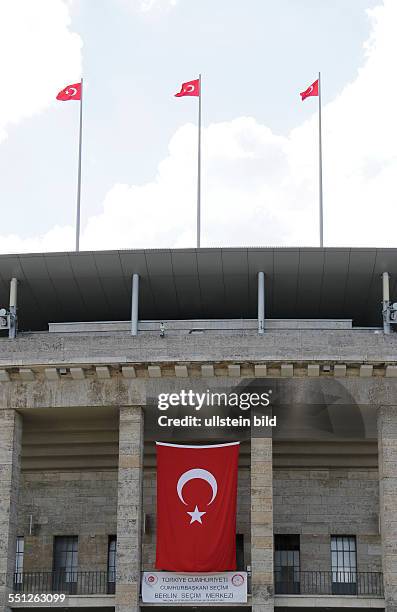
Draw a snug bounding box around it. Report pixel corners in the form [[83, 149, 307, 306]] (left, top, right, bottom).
[[0, 410, 22, 612], [378, 406, 397, 612], [251, 436, 274, 612], [116, 407, 144, 612]]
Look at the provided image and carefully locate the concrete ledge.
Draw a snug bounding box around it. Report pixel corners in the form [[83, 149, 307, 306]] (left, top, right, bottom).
[[1, 329, 396, 369], [64, 594, 115, 608], [2, 361, 397, 383], [275, 595, 385, 608], [140, 601, 251, 607], [48, 318, 354, 334]]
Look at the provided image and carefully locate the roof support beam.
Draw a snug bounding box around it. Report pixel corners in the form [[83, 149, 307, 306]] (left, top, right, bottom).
[[383, 272, 391, 334], [258, 271, 265, 335], [9, 277, 18, 339], [131, 273, 139, 337]]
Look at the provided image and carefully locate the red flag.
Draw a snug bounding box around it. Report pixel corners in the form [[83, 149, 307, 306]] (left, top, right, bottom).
[[56, 82, 81, 101], [300, 79, 319, 101], [175, 78, 200, 97], [155, 441, 239, 572]]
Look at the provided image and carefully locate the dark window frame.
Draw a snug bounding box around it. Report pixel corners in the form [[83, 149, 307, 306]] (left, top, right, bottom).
[[330, 535, 357, 595], [274, 534, 300, 594], [236, 534, 244, 571], [107, 535, 117, 594], [14, 536, 24, 590], [52, 536, 79, 594]]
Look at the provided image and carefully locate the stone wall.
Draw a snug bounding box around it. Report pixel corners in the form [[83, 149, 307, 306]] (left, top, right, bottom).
[[17, 466, 252, 574], [15, 466, 382, 575], [378, 406, 397, 611], [115, 406, 144, 612], [251, 437, 273, 611], [273, 468, 382, 573], [0, 410, 22, 612], [1, 328, 397, 367], [17, 470, 118, 572]]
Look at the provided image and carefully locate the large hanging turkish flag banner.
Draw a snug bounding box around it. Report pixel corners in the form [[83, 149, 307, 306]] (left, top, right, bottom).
[[155, 441, 239, 572]]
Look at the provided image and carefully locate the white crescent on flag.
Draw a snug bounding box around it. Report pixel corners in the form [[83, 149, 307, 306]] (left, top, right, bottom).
[[177, 468, 218, 506]]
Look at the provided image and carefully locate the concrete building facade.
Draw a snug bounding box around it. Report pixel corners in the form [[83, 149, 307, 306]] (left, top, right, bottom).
[[0, 247, 397, 612]]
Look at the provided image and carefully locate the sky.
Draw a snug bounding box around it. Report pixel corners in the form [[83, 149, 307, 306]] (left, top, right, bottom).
[[1, 0, 395, 254]]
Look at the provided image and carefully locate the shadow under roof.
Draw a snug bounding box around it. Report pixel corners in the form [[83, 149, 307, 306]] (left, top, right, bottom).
[[0, 247, 396, 331]]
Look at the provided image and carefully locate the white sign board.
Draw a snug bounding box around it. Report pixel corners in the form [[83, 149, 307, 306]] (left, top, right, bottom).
[[142, 571, 247, 604]]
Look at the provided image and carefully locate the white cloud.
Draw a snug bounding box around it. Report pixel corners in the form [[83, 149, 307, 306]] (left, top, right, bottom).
[[0, 0, 82, 143], [1, 0, 397, 253], [81, 118, 296, 250], [119, 0, 178, 14], [0, 226, 75, 254], [138, 0, 178, 12]]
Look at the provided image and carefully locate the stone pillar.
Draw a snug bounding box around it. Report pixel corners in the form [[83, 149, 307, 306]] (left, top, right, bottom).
[[116, 407, 144, 612], [0, 410, 22, 612], [378, 406, 397, 612], [251, 436, 274, 612]]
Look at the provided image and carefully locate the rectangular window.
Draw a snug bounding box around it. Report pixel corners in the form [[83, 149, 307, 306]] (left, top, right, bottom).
[[274, 535, 300, 594], [53, 536, 78, 594], [236, 534, 244, 571], [14, 537, 24, 590], [107, 536, 116, 594], [331, 535, 357, 595]]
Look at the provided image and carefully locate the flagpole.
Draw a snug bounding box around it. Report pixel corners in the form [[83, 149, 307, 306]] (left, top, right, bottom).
[[197, 73, 202, 249], [75, 77, 83, 252], [318, 71, 324, 248]]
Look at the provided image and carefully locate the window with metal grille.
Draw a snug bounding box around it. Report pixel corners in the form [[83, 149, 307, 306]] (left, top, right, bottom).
[[331, 535, 357, 595], [274, 535, 300, 594], [14, 537, 24, 586], [53, 536, 78, 587], [107, 536, 116, 593]]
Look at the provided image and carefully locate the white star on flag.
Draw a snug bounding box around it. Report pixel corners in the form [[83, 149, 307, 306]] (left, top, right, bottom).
[[187, 506, 206, 524]]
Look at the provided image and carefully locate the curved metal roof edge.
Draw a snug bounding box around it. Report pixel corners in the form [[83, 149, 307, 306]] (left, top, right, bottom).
[[1, 245, 397, 258], [1, 246, 396, 330]]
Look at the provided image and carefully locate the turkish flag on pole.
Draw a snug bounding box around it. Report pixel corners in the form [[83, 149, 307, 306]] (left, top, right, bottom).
[[175, 78, 200, 97], [155, 442, 239, 572], [300, 79, 319, 101], [56, 82, 82, 101]]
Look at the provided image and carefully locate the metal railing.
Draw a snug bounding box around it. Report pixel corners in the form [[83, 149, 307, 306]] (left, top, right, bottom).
[[11, 571, 115, 595], [9, 569, 384, 598], [274, 570, 384, 597]]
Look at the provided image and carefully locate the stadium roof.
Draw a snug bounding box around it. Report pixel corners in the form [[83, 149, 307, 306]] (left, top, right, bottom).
[[0, 247, 396, 331]]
